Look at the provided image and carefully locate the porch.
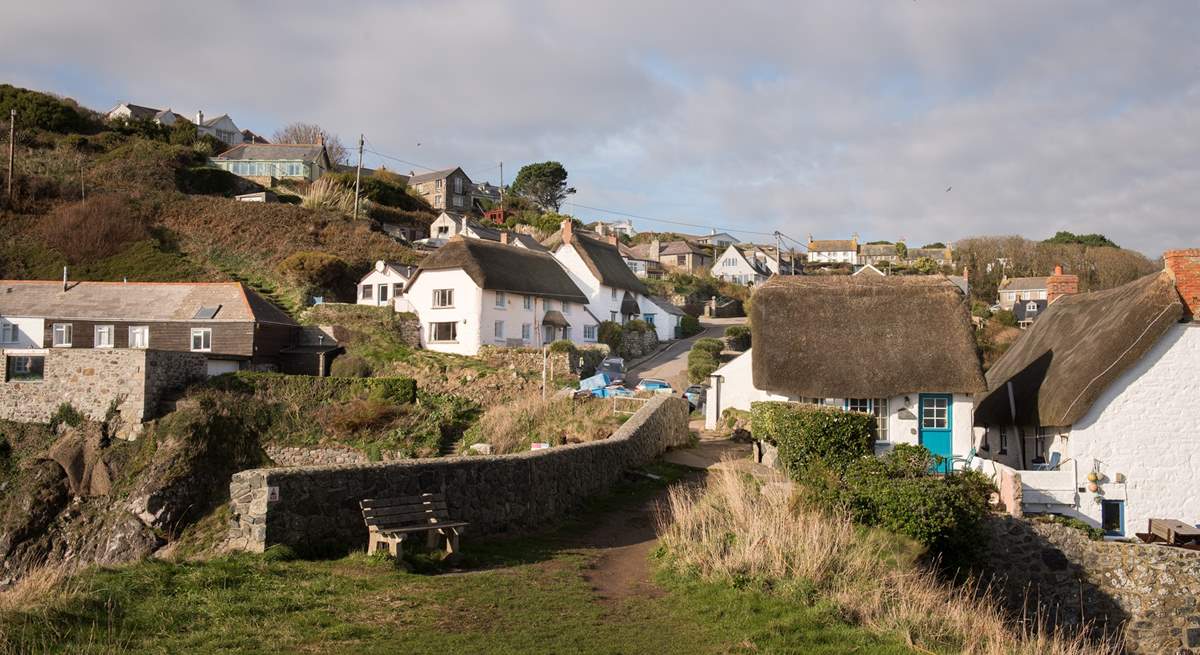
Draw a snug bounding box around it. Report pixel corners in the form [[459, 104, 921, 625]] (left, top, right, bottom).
[[972, 458, 1079, 517]]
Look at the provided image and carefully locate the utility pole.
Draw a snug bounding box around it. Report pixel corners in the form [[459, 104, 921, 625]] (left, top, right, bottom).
[[6, 109, 14, 206], [352, 133, 364, 220], [79, 155, 86, 201], [499, 161, 504, 214], [774, 231, 783, 275]]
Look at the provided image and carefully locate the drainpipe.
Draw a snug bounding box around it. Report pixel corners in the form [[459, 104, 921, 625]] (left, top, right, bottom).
[[1007, 381, 1027, 470]]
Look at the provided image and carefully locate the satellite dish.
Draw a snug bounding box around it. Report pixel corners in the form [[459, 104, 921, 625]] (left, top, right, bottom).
[[375, 260, 385, 273]]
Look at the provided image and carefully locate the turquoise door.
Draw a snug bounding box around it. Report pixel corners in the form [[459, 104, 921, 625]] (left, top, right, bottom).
[[919, 394, 953, 473]]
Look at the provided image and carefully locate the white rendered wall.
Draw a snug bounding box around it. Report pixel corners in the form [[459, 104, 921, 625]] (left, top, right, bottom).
[[0, 316, 45, 348], [406, 269, 482, 355], [357, 269, 407, 307]]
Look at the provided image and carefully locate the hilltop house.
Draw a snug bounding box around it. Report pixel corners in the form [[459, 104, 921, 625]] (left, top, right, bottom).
[[212, 142, 332, 184], [909, 245, 954, 267], [711, 244, 774, 286], [407, 167, 473, 211], [858, 243, 899, 266], [1013, 298, 1047, 328], [704, 276, 986, 471], [973, 250, 1200, 536], [806, 236, 859, 265], [619, 243, 664, 279], [544, 222, 656, 328], [0, 280, 307, 377], [696, 231, 740, 249], [998, 276, 1049, 310], [593, 220, 636, 239], [193, 111, 245, 146], [105, 102, 184, 127], [401, 237, 593, 355], [427, 212, 546, 251], [357, 261, 415, 309]]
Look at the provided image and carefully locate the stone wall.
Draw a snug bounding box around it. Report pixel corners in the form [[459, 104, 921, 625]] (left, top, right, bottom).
[[0, 348, 206, 425], [620, 328, 659, 359], [265, 445, 426, 467], [227, 395, 690, 553], [984, 516, 1200, 654]]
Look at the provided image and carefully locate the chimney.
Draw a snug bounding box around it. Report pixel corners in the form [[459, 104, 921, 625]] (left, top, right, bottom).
[[500, 231, 510, 245], [607, 234, 618, 246], [561, 219, 573, 244], [650, 238, 661, 262], [317, 132, 325, 146], [1165, 249, 1200, 319], [62, 266, 68, 292], [962, 266, 970, 293], [1046, 264, 1079, 305], [196, 109, 204, 125]]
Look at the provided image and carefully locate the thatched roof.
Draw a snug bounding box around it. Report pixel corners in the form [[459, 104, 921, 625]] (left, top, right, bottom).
[[404, 237, 587, 303], [751, 275, 985, 398], [544, 229, 649, 295], [975, 271, 1184, 428]]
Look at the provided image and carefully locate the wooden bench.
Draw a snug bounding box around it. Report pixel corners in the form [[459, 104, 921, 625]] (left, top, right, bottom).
[[359, 493, 468, 557], [1148, 518, 1200, 546]]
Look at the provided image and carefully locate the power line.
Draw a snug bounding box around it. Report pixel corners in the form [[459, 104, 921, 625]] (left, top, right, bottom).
[[567, 200, 808, 250]]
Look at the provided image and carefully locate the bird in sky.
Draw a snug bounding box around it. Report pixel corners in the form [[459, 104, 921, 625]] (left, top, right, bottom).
[[945, 186, 953, 192]]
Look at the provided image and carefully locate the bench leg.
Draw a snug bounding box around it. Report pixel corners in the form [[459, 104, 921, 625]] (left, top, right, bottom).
[[426, 528, 440, 550], [446, 529, 460, 556]]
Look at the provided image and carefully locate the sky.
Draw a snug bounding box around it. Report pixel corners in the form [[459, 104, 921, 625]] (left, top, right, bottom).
[[2, 1, 1198, 256]]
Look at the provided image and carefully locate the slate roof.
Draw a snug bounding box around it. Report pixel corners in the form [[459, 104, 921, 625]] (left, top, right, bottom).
[[648, 296, 687, 316], [0, 281, 296, 325], [408, 167, 465, 186], [405, 237, 587, 303], [109, 103, 161, 120], [1000, 276, 1049, 292], [1013, 298, 1048, 323], [975, 271, 1185, 427], [213, 143, 329, 163], [660, 240, 708, 256], [860, 243, 898, 257], [751, 275, 985, 398]]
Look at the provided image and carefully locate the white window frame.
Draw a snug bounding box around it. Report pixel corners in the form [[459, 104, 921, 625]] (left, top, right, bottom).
[[432, 289, 454, 308], [429, 321, 457, 343], [521, 323, 531, 341], [52, 323, 72, 347], [452, 195, 464, 208], [190, 328, 212, 352], [561, 301, 570, 314], [94, 325, 115, 349], [523, 295, 533, 310], [378, 284, 390, 303], [495, 291, 506, 308], [494, 320, 504, 340], [611, 288, 618, 300], [129, 326, 150, 349], [644, 313, 656, 327], [584, 325, 597, 340], [361, 284, 373, 300], [0, 322, 17, 343]]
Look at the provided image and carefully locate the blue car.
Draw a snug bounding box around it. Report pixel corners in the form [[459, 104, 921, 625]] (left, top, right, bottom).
[[683, 384, 706, 410], [634, 378, 673, 395]]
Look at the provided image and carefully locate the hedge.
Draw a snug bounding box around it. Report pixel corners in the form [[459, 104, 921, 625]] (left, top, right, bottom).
[[693, 337, 724, 357], [686, 345, 719, 383], [679, 315, 702, 337], [724, 324, 751, 351], [208, 371, 417, 406], [750, 402, 875, 474]]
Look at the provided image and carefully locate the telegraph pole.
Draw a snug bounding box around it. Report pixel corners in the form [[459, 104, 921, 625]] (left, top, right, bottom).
[[352, 133, 364, 220], [6, 109, 14, 205], [499, 161, 504, 214]]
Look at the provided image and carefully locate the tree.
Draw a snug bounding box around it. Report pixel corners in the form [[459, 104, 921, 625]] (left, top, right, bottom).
[[272, 122, 348, 164], [921, 242, 946, 249], [895, 242, 908, 260], [1044, 231, 1119, 248], [511, 161, 575, 212]]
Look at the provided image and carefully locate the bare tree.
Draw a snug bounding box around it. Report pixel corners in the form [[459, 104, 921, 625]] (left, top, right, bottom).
[[271, 122, 348, 165]]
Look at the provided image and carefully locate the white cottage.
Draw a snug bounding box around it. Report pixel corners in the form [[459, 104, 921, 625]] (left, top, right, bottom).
[[974, 250, 1200, 537], [705, 275, 986, 470], [711, 244, 774, 286], [544, 222, 657, 338], [357, 261, 415, 309], [402, 236, 594, 355]]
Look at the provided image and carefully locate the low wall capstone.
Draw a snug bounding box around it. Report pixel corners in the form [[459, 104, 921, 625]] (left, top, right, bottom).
[[227, 395, 690, 553]]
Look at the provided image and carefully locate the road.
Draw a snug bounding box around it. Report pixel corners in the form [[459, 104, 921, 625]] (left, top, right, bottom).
[[625, 316, 747, 392]]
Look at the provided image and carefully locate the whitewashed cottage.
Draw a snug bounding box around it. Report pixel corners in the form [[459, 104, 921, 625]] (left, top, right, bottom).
[[356, 261, 415, 309], [973, 250, 1200, 537]]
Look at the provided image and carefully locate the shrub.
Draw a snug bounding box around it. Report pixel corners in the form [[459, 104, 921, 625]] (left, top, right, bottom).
[[693, 337, 724, 357], [597, 321, 623, 351], [970, 301, 992, 320], [367, 377, 418, 405], [48, 403, 85, 432], [0, 84, 95, 133], [316, 398, 400, 438], [262, 544, 297, 562], [624, 319, 651, 333], [687, 345, 719, 383], [994, 309, 1017, 327], [724, 324, 751, 350], [750, 402, 875, 475], [679, 314, 702, 337], [300, 176, 356, 215], [176, 167, 256, 196], [277, 251, 348, 288], [39, 195, 149, 264], [330, 354, 373, 378], [548, 339, 576, 354]]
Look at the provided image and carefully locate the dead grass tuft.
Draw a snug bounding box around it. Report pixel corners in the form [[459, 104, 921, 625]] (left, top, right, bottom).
[[658, 467, 1121, 655], [464, 395, 623, 455], [38, 195, 148, 264]]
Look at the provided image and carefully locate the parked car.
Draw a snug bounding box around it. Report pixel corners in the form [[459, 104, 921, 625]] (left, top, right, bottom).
[[634, 378, 674, 395], [598, 357, 626, 384], [683, 384, 707, 410]]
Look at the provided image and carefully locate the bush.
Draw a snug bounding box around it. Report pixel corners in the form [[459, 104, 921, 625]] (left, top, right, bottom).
[[597, 321, 623, 351], [686, 343, 719, 383], [724, 325, 751, 350], [693, 337, 723, 357], [330, 354, 373, 378], [262, 544, 297, 562], [368, 377, 418, 405], [679, 314, 702, 337], [0, 84, 95, 133], [624, 319, 651, 333], [48, 403, 85, 432], [39, 195, 149, 264], [548, 339, 576, 354], [277, 251, 348, 288], [994, 309, 1017, 327], [970, 301, 993, 320], [750, 402, 875, 475]]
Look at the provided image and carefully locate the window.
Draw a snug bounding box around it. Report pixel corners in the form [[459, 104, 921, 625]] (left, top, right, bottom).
[[129, 326, 149, 349], [1034, 426, 1047, 459], [434, 194, 442, 206], [52, 323, 72, 347], [584, 325, 597, 340], [921, 396, 948, 429], [435, 179, 444, 190], [361, 284, 373, 300], [846, 398, 889, 440], [453, 177, 463, 193], [432, 289, 454, 308], [494, 320, 504, 340], [190, 328, 212, 352], [611, 288, 618, 300], [437, 225, 450, 237], [676, 255, 686, 266], [563, 326, 571, 340], [998, 426, 1008, 454], [6, 355, 44, 382], [610, 311, 617, 322], [644, 313, 656, 327], [0, 322, 17, 343], [561, 301, 570, 314], [94, 325, 115, 348], [1027, 301, 1038, 312], [378, 285, 390, 302], [393, 283, 404, 298], [521, 323, 531, 341], [523, 295, 533, 310], [429, 321, 457, 342], [1101, 500, 1125, 537], [495, 291, 506, 308], [452, 195, 464, 208]]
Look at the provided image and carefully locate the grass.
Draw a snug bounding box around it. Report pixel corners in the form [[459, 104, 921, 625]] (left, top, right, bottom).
[[0, 464, 913, 655], [460, 394, 627, 454]]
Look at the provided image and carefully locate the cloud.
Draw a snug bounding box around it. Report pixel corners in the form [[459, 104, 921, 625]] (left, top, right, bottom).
[[2, 1, 1196, 255]]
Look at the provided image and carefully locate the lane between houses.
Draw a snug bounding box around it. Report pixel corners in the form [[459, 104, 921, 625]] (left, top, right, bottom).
[[625, 316, 746, 392]]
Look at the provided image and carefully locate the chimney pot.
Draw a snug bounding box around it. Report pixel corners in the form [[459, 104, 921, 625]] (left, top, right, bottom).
[[1164, 248, 1200, 319], [1047, 264, 1079, 305]]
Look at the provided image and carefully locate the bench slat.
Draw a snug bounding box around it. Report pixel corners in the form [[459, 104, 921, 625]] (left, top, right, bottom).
[[364, 504, 447, 519], [366, 511, 450, 526], [379, 521, 468, 536], [361, 495, 446, 509]]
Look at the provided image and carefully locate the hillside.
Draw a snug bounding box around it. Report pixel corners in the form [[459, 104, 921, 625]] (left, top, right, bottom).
[[0, 85, 431, 312]]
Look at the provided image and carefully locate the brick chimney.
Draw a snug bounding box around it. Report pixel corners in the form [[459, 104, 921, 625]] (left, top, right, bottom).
[[1165, 249, 1200, 319], [1046, 264, 1079, 305], [606, 234, 618, 246], [650, 238, 661, 262], [962, 266, 970, 292], [560, 219, 573, 244], [500, 231, 510, 245]]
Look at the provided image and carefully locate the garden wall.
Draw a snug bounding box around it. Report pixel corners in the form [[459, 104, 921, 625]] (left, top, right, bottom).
[[226, 395, 690, 553], [984, 516, 1200, 654]]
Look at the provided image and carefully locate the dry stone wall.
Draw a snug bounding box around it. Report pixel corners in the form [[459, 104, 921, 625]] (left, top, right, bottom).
[[0, 348, 206, 425], [227, 395, 690, 553], [984, 516, 1200, 654]]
